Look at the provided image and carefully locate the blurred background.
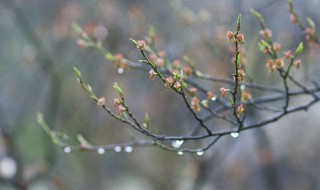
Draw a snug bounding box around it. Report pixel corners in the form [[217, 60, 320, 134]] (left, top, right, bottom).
[[0, 0, 320, 189]]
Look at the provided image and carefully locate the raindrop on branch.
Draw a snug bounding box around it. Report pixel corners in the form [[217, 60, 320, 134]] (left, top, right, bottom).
[[196, 151, 204, 156], [114, 146, 122, 153], [64, 147, 71, 153], [171, 140, 184, 148], [230, 132, 239, 138], [124, 146, 133, 153], [97, 148, 105, 155]]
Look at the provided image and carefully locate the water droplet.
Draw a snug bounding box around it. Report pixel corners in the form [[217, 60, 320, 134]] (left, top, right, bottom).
[[87, 85, 92, 92], [63, 147, 71, 153], [0, 157, 17, 179], [230, 132, 239, 138], [240, 85, 246, 90], [196, 151, 204, 156], [97, 148, 105, 155], [171, 140, 184, 148], [117, 68, 124, 74], [114, 146, 122, 152], [211, 96, 217, 101], [124, 146, 133, 153], [178, 151, 183, 155]]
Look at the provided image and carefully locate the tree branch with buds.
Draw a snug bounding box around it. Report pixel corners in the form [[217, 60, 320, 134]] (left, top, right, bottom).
[[38, 1, 320, 156]]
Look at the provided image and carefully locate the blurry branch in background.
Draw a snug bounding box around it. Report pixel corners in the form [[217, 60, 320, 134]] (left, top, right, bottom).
[[1, 0, 62, 189], [287, 0, 319, 45], [39, 0, 320, 156]]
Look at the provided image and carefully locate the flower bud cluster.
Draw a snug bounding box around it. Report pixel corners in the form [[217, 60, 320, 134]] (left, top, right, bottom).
[[226, 31, 245, 44], [113, 98, 126, 114]]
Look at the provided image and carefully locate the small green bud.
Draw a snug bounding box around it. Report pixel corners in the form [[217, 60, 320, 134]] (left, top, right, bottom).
[[181, 82, 188, 89], [73, 67, 81, 78], [129, 38, 137, 46], [260, 40, 270, 49], [295, 42, 303, 55], [105, 53, 115, 62], [36, 112, 44, 124], [72, 23, 82, 34], [145, 113, 150, 126], [237, 14, 241, 31], [149, 26, 155, 38], [229, 96, 235, 107], [306, 17, 316, 29], [182, 55, 194, 67], [113, 82, 123, 96], [250, 9, 262, 19]]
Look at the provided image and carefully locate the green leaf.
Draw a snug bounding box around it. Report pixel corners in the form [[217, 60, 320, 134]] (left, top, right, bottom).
[[229, 96, 235, 107], [145, 113, 150, 125], [113, 82, 123, 95], [182, 55, 194, 67], [250, 9, 262, 19], [129, 38, 137, 46], [295, 42, 303, 55], [71, 23, 82, 34], [306, 17, 316, 29], [77, 134, 91, 147], [149, 26, 155, 38], [173, 72, 180, 81], [236, 53, 241, 65], [260, 40, 270, 49], [73, 67, 81, 78], [181, 82, 188, 89], [237, 14, 241, 31], [105, 53, 115, 62]]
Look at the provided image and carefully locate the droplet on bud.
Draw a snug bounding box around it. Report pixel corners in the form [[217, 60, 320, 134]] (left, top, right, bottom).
[[178, 151, 183, 155], [64, 147, 71, 153], [114, 146, 122, 152], [117, 68, 124, 74], [196, 151, 204, 156], [124, 146, 133, 153], [240, 85, 246, 90], [230, 132, 239, 138], [97, 148, 105, 155]]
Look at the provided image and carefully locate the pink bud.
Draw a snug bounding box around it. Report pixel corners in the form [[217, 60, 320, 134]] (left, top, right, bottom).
[[149, 69, 157, 80], [97, 97, 106, 107], [220, 87, 228, 97], [136, 40, 146, 50]]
